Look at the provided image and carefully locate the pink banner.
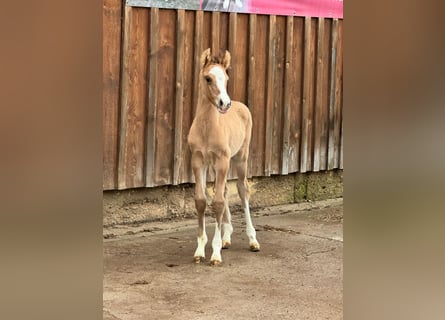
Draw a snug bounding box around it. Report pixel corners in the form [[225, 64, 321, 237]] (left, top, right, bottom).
[[200, 0, 343, 18], [250, 0, 342, 18], [127, 1, 343, 19]]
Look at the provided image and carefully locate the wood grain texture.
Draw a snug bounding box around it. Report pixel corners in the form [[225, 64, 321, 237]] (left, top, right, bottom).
[[264, 15, 276, 176], [211, 11, 220, 54], [153, 8, 176, 186], [192, 10, 204, 119], [313, 17, 325, 172], [337, 20, 343, 169], [271, 16, 286, 175], [247, 13, 257, 177], [180, 10, 195, 183], [328, 18, 339, 170], [103, 0, 122, 189], [250, 14, 268, 177], [228, 12, 237, 100], [288, 17, 304, 173], [146, 7, 159, 187], [281, 16, 293, 175], [300, 17, 316, 173], [319, 18, 332, 171], [118, 6, 149, 189], [219, 12, 229, 52], [173, 9, 185, 185]]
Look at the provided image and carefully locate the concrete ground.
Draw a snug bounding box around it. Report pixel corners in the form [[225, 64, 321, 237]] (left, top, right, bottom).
[[103, 199, 343, 320]]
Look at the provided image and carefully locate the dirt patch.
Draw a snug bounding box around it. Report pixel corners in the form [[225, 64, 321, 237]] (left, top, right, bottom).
[[104, 201, 343, 320]]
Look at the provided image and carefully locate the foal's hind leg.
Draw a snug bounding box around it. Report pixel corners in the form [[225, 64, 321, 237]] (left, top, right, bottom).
[[234, 156, 260, 251], [222, 185, 233, 249]]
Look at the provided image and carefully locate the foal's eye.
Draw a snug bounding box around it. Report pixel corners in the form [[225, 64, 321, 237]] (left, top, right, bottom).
[[205, 76, 212, 84]]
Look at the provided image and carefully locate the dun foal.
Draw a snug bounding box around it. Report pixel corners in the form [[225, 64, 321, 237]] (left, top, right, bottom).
[[187, 48, 260, 265]]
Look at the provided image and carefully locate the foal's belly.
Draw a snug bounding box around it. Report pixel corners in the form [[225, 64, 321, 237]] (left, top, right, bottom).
[[201, 142, 242, 164]]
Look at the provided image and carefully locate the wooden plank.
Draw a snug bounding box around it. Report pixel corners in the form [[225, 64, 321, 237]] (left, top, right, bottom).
[[337, 20, 343, 169], [287, 16, 304, 173], [301, 17, 316, 172], [249, 14, 268, 177], [118, 6, 149, 189], [264, 15, 276, 176], [228, 12, 237, 99], [313, 18, 325, 172], [308, 18, 317, 172], [227, 12, 250, 121], [328, 18, 339, 170], [300, 16, 311, 173], [146, 7, 159, 187], [192, 10, 204, 118], [211, 11, 220, 55], [281, 16, 293, 175], [270, 16, 286, 175], [180, 10, 195, 183], [173, 9, 185, 185], [153, 9, 176, 186], [103, 0, 122, 189], [219, 12, 229, 52], [247, 14, 257, 177], [319, 18, 332, 171], [203, 11, 212, 51], [233, 13, 248, 103]]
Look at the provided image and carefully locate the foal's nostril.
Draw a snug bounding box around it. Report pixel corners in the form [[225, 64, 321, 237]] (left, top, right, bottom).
[[219, 99, 224, 108], [227, 101, 231, 108]]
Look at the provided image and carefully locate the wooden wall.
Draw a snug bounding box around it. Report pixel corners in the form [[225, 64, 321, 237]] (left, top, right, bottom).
[[103, 1, 343, 190]]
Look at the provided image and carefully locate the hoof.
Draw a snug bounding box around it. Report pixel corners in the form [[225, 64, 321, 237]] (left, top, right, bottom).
[[209, 259, 222, 266], [222, 241, 231, 249], [194, 256, 205, 264], [249, 242, 260, 252]]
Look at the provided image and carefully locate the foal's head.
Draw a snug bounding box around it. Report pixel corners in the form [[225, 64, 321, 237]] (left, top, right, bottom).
[[200, 48, 231, 114]]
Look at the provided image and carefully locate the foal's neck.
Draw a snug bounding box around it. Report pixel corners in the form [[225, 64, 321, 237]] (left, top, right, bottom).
[[195, 86, 220, 121]]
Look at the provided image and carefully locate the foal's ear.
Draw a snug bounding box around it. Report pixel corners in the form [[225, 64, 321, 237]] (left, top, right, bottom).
[[200, 48, 212, 68], [222, 50, 231, 70]]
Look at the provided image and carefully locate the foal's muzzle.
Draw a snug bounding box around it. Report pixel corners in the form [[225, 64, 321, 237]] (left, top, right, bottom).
[[217, 99, 231, 114]]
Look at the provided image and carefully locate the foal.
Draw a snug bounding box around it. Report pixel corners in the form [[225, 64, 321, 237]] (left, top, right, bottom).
[[187, 48, 260, 265]]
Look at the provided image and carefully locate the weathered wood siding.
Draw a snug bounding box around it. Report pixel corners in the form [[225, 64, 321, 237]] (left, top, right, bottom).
[[103, 2, 343, 190]]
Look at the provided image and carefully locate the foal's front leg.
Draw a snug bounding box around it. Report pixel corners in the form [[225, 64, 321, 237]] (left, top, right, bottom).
[[192, 152, 208, 263], [210, 156, 230, 265]]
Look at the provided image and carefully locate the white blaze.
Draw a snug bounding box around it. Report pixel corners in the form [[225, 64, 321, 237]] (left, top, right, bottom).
[[209, 66, 230, 107]]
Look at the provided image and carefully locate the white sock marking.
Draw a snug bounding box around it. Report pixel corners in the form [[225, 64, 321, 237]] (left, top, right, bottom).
[[194, 232, 208, 258], [244, 199, 259, 246], [210, 223, 222, 262], [222, 223, 233, 244]]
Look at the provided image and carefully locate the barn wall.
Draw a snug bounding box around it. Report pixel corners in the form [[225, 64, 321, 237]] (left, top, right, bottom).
[[103, 2, 343, 190]]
